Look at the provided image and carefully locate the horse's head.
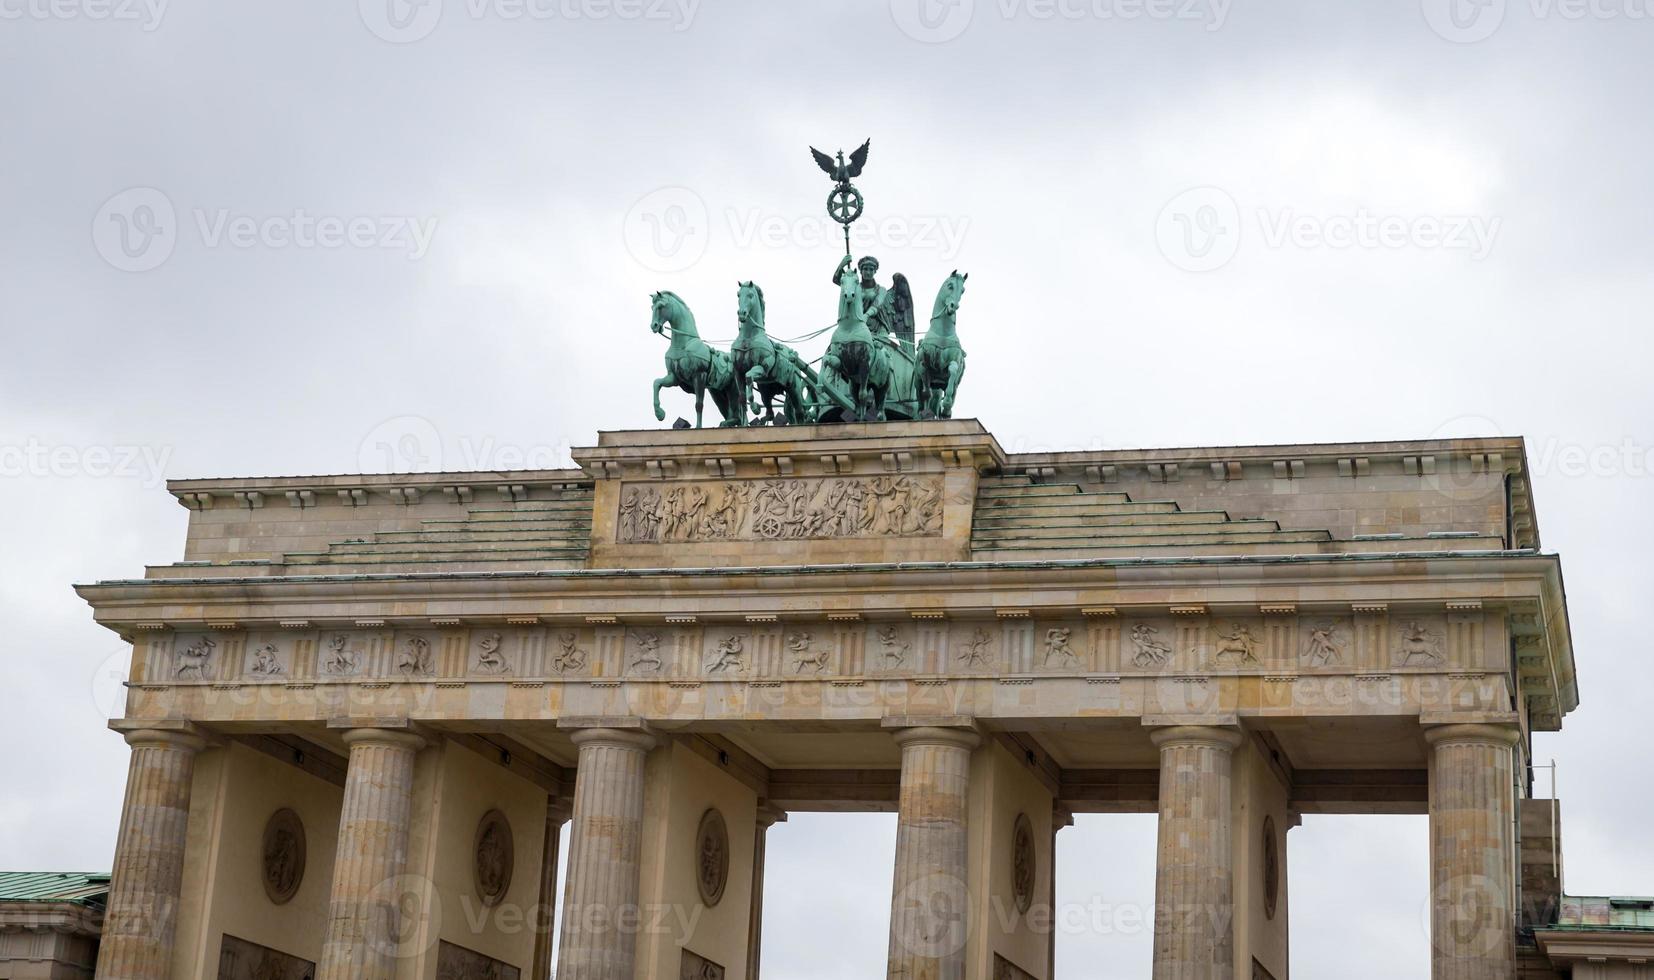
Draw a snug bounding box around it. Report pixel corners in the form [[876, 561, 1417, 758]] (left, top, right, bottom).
[[933, 270, 968, 320], [650, 291, 670, 336], [837, 263, 863, 322], [737, 281, 765, 331], [651, 290, 692, 339]]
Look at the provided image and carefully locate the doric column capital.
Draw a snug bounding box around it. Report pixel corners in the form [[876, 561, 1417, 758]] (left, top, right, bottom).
[[1423, 723, 1521, 749], [890, 725, 981, 752], [339, 726, 427, 752], [1148, 724, 1244, 752], [756, 801, 789, 829], [120, 728, 207, 753], [567, 726, 657, 753]]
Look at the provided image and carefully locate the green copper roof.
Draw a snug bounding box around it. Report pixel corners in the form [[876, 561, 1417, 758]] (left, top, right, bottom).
[[0, 872, 110, 909], [1554, 895, 1654, 931]]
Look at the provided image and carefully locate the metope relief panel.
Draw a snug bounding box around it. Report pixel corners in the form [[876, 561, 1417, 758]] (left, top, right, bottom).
[[870, 623, 916, 673], [1298, 618, 1351, 670], [1038, 621, 1085, 671], [165, 632, 216, 682], [1125, 620, 1175, 672], [702, 627, 751, 676], [616, 475, 944, 544], [626, 628, 668, 676], [1392, 615, 1448, 669], [244, 632, 291, 679], [783, 628, 836, 675], [1204, 618, 1265, 671], [391, 630, 439, 678], [949, 622, 998, 673]]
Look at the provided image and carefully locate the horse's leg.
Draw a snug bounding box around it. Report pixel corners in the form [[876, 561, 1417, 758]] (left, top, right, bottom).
[[653, 375, 675, 422], [694, 384, 706, 429], [943, 357, 965, 417]]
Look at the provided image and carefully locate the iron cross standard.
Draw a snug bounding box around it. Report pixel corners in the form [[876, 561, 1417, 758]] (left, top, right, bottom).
[[810, 139, 870, 259]]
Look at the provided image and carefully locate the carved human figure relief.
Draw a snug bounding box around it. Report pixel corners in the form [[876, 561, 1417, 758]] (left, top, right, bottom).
[[174, 637, 215, 679], [706, 635, 746, 674], [959, 627, 993, 667], [787, 631, 831, 673], [1130, 624, 1172, 668], [321, 634, 361, 675], [1211, 624, 1260, 666], [248, 642, 284, 676], [617, 476, 944, 544], [472, 810, 513, 907], [476, 632, 513, 675], [1394, 620, 1444, 666], [397, 636, 434, 676], [629, 631, 663, 672], [1301, 623, 1343, 667], [877, 626, 910, 666], [1043, 627, 1078, 667]]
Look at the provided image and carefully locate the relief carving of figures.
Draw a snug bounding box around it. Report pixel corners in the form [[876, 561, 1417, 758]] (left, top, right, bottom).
[[630, 631, 663, 672], [476, 632, 512, 675], [549, 633, 586, 675], [1211, 624, 1260, 666], [1394, 620, 1444, 666], [1043, 627, 1078, 667], [322, 634, 361, 675], [959, 627, 993, 667], [706, 634, 746, 673], [787, 631, 831, 673], [248, 642, 283, 676], [175, 637, 215, 679], [617, 476, 943, 545], [1130, 624, 1172, 668], [397, 636, 434, 676], [1301, 623, 1343, 667], [877, 626, 910, 666]]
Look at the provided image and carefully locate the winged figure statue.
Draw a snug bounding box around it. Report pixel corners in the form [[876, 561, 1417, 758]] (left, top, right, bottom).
[[810, 140, 871, 185]]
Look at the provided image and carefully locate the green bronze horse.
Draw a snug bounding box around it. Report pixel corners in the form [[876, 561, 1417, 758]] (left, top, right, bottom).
[[917, 271, 968, 419], [650, 291, 742, 428], [732, 282, 818, 426], [821, 263, 891, 422]]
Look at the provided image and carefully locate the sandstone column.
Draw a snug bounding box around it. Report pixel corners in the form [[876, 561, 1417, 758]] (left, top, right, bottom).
[[556, 727, 657, 980], [887, 726, 980, 980], [1426, 723, 1520, 980], [1150, 725, 1243, 980], [531, 797, 573, 980], [317, 727, 425, 980], [747, 802, 787, 980], [1051, 805, 1074, 980], [95, 727, 205, 980]]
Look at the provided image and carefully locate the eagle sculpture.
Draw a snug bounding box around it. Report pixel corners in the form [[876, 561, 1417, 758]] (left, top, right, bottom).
[[810, 140, 871, 185]]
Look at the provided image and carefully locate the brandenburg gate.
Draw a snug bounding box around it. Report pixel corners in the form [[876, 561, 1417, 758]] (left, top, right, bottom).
[[76, 420, 1575, 979]]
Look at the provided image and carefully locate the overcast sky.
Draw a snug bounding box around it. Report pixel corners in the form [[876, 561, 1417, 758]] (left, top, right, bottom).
[[4, 0, 1653, 975]]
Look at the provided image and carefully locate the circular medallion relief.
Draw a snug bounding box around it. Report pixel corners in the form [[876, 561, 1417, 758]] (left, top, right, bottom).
[[695, 808, 730, 907], [1012, 812, 1036, 914], [261, 808, 306, 905], [1262, 816, 1279, 920], [473, 809, 514, 907]]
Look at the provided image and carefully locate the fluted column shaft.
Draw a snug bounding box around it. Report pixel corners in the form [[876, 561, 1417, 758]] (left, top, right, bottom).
[[1427, 724, 1520, 980], [317, 728, 425, 980], [1150, 725, 1243, 980], [887, 726, 980, 980], [556, 728, 657, 980], [95, 729, 205, 980], [747, 803, 786, 980]]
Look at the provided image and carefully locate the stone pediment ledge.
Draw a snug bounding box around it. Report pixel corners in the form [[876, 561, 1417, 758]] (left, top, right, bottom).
[[572, 419, 1005, 480], [166, 467, 589, 511]]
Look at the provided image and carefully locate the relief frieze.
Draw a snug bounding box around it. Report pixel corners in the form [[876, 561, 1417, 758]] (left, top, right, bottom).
[[617, 475, 943, 544]]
